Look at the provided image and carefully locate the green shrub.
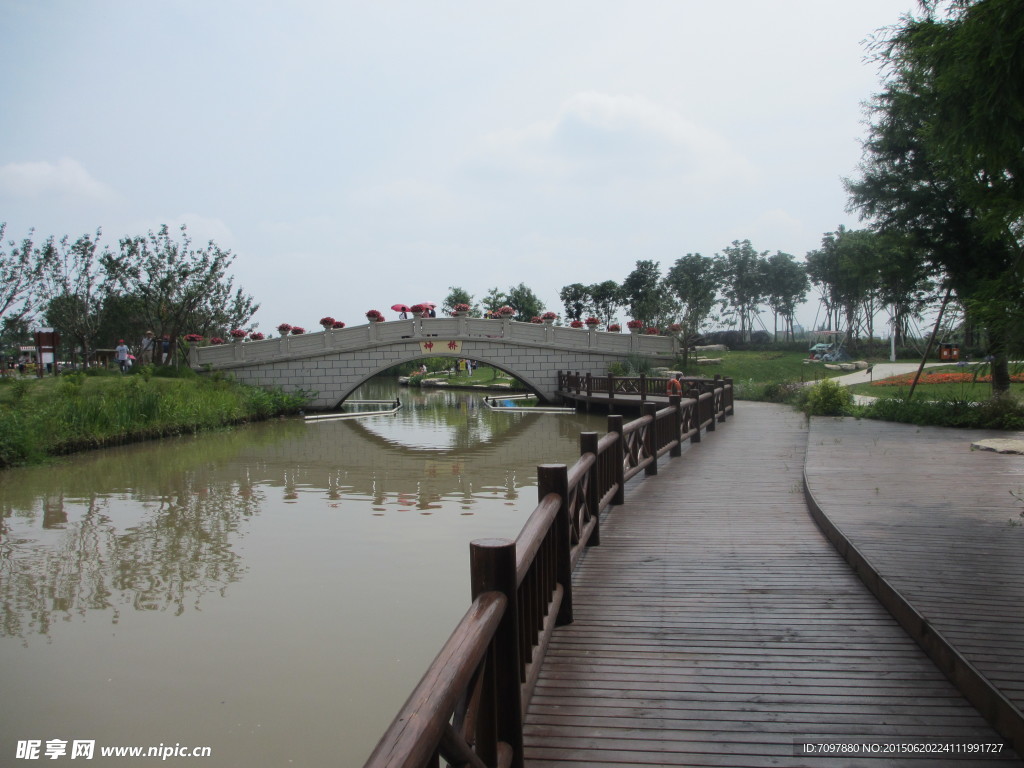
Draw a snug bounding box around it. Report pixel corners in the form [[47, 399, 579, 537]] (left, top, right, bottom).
[[799, 378, 854, 416]]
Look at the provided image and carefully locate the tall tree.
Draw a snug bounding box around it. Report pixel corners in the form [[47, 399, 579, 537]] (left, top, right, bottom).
[[481, 286, 509, 316], [442, 286, 478, 317], [588, 280, 623, 326], [763, 252, 808, 342], [848, 5, 1022, 393], [0, 223, 42, 331], [506, 283, 544, 322], [558, 283, 591, 321], [890, 0, 1024, 237], [101, 225, 258, 357], [664, 253, 720, 366], [714, 240, 766, 342], [621, 260, 668, 326], [38, 231, 108, 365]]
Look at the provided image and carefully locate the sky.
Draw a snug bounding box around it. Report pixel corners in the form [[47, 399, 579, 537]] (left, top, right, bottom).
[[1, 0, 919, 335]]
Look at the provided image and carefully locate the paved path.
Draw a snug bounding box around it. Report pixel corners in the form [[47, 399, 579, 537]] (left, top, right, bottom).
[[523, 403, 1020, 766], [805, 416, 1024, 751]]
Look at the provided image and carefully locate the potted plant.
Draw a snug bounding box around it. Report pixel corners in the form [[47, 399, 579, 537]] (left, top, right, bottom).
[[332, 321, 346, 329], [584, 316, 600, 328], [626, 319, 644, 334], [496, 305, 516, 319], [570, 319, 585, 328], [541, 311, 558, 325], [229, 328, 246, 342], [210, 337, 225, 345], [644, 327, 660, 335], [184, 333, 203, 343], [277, 323, 292, 335], [608, 323, 621, 333], [365, 310, 385, 322], [452, 303, 470, 317], [290, 326, 306, 335], [668, 323, 682, 333], [319, 316, 336, 330], [249, 332, 265, 341], [529, 316, 543, 324]]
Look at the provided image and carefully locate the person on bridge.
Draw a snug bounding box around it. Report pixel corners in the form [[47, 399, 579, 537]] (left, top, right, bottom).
[[666, 373, 683, 397]]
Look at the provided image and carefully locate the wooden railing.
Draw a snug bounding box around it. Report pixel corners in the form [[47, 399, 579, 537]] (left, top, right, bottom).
[[558, 370, 735, 413], [363, 380, 733, 768]]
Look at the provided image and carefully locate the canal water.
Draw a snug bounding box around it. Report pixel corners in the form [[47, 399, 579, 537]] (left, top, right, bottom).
[[0, 378, 606, 766]]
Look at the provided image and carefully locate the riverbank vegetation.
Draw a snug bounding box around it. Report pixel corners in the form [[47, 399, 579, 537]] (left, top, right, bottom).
[[0, 366, 308, 468]]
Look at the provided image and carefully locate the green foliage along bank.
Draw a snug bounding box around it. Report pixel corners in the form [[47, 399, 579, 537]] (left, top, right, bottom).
[[0, 369, 309, 468]]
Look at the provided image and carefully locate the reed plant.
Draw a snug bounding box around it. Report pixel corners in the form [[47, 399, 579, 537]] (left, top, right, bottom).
[[0, 373, 309, 468]]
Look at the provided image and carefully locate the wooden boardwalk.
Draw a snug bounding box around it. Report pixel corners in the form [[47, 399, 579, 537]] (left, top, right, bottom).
[[804, 417, 1024, 754], [522, 403, 1021, 766]]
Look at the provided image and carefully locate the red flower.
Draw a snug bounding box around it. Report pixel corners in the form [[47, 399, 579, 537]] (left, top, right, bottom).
[[365, 309, 384, 321], [290, 326, 306, 335], [332, 321, 346, 329], [644, 327, 660, 335], [626, 319, 644, 329], [229, 328, 246, 338], [249, 332, 265, 341], [210, 337, 225, 345], [319, 316, 336, 328], [570, 320, 585, 328], [608, 323, 621, 332], [277, 323, 292, 334], [541, 311, 558, 320]]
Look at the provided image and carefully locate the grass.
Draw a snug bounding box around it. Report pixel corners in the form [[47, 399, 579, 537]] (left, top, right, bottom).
[[0, 368, 310, 468], [680, 351, 847, 402]]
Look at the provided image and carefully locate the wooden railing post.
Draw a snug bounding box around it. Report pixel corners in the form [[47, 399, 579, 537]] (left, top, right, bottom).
[[701, 383, 716, 432], [669, 395, 682, 457], [580, 432, 601, 547], [470, 539, 524, 768], [585, 372, 593, 397], [639, 372, 647, 402], [608, 415, 625, 505], [715, 375, 726, 422], [608, 374, 616, 397], [686, 388, 701, 442], [724, 376, 734, 415], [537, 465, 573, 626], [642, 402, 658, 476]]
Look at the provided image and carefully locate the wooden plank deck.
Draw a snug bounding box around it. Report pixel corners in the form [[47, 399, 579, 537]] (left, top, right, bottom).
[[804, 416, 1024, 753], [522, 403, 1020, 766]]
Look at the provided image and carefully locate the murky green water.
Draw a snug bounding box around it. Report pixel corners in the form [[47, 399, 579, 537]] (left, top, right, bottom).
[[0, 379, 605, 766]]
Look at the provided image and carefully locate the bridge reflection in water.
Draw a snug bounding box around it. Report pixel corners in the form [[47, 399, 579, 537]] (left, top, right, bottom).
[[0, 380, 604, 767]]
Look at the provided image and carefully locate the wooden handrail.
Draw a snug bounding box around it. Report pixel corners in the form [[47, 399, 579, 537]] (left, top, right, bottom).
[[363, 383, 734, 768], [363, 591, 508, 768]]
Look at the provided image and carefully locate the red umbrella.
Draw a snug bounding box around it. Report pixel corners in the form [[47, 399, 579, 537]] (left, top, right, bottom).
[[420, 302, 436, 308], [391, 303, 411, 312]]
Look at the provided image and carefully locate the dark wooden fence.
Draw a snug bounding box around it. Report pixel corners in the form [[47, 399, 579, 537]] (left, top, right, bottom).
[[363, 378, 733, 768]]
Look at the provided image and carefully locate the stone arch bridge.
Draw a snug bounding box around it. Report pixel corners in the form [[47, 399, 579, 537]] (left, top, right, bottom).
[[191, 317, 679, 410]]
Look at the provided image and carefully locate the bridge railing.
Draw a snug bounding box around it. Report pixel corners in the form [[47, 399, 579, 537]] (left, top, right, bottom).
[[362, 382, 731, 768], [191, 319, 678, 369]]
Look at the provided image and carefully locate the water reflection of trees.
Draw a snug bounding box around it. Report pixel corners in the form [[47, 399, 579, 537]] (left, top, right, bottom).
[[1, 430, 276, 642], [0, 384, 604, 641]]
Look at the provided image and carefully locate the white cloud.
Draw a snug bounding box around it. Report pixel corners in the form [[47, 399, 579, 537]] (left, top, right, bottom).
[[469, 91, 755, 192], [0, 158, 118, 203]]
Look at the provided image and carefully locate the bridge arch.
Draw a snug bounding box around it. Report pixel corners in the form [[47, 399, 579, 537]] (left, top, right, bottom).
[[192, 317, 678, 410]]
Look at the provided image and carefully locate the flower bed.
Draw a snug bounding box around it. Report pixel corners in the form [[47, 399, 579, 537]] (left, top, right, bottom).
[[873, 371, 1024, 386]]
